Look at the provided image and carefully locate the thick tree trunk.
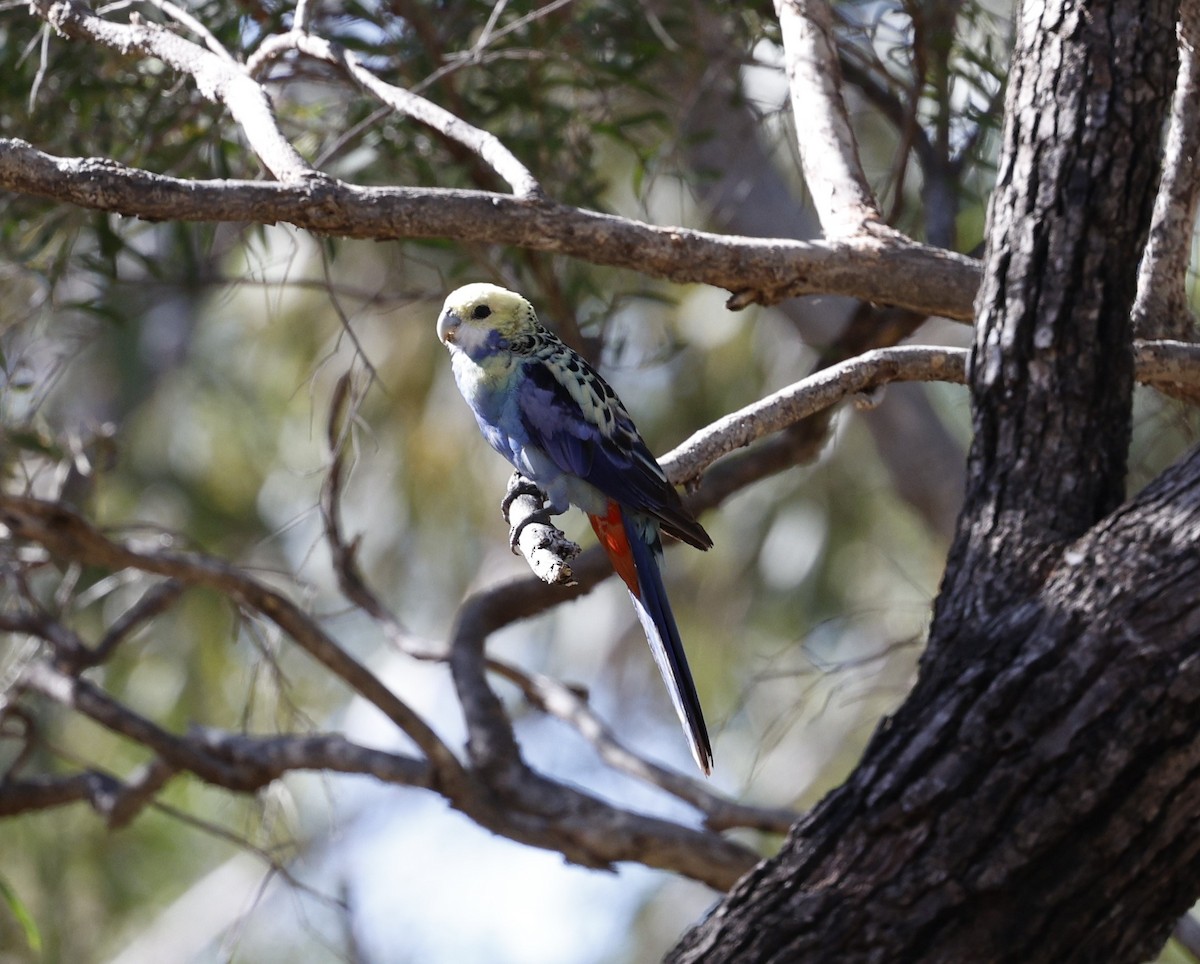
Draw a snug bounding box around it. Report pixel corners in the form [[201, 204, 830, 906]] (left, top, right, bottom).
[[670, 0, 1190, 961], [931, 0, 1176, 646], [674, 448, 1200, 962]]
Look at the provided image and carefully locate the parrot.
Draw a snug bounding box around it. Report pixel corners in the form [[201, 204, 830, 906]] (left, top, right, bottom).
[[436, 283, 714, 774]]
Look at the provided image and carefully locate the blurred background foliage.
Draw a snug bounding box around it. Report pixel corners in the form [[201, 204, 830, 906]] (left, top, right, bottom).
[[3, 0, 1199, 961]]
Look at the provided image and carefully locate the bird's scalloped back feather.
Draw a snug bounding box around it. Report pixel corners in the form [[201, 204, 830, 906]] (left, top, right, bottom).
[[520, 360, 711, 550]]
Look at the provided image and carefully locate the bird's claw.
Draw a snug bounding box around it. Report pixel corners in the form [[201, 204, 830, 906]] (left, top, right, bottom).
[[501, 473, 545, 517], [509, 505, 555, 553], [502, 473, 555, 553]]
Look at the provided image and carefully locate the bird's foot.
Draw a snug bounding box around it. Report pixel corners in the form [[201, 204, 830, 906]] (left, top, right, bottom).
[[501, 473, 545, 517], [502, 473, 553, 553], [509, 506, 555, 552], [498, 473, 580, 585]]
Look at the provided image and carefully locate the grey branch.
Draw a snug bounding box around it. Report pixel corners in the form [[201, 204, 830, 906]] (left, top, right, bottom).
[[18, 661, 247, 788], [670, 340, 1200, 483], [0, 498, 767, 889], [774, 0, 888, 239], [501, 341, 1200, 583], [194, 729, 433, 789], [1133, 0, 1200, 340], [0, 138, 981, 320], [0, 771, 126, 819], [663, 345, 967, 486], [0, 728, 432, 820]]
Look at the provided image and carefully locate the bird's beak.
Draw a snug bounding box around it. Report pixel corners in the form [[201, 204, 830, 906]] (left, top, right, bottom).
[[437, 309, 459, 344]]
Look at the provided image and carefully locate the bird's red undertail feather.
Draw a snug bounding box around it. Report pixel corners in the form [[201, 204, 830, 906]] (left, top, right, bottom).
[[588, 502, 640, 597]]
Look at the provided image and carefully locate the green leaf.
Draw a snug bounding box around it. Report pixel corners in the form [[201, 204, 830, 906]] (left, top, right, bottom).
[[0, 876, 43, 954]]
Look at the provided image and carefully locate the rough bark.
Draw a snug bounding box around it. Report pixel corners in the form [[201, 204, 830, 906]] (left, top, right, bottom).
[[674, 442, 1200, 963], [933, 0, 1177, 642], [670, 0, 1189, 961]]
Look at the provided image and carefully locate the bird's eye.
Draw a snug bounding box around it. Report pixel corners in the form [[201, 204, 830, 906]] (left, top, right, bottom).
[[472, 304, 492, 320]]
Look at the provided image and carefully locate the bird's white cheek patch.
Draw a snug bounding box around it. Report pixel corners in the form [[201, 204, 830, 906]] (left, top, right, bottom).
[[454, 324, 494, 355]]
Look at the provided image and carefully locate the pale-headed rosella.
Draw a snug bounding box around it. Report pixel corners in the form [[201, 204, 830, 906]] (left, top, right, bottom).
[[436, 283, 713, 774]]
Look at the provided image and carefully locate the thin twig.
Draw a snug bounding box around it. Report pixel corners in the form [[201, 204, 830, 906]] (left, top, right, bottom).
[[149, 797, 343, 907], [319, 373, 441, 654], [412, 0, 578, 93], [85, 580, 186, 667], [247, 31, 542, 197], [487, 655, 798, 833]]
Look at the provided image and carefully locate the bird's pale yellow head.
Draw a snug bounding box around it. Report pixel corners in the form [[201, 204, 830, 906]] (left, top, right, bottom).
[[437, 283, 538, 357]]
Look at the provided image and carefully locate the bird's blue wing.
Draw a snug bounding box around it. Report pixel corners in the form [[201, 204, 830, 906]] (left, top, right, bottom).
[[516, 357, 710, 549]]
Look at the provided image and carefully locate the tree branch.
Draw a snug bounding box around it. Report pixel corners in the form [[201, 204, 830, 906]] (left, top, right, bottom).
[[1133, 0, 1200, 340], [1, 426, 778, 890], [446, 573, 762, 889], [0, 493, 470, 794], [774, 0, 889, 238], [664, 345, 966, 486], [499, 338, 1200, 586], [17, 661, 248, 788], [501, 472, 581, 586], [194, 729, 433, 789], [486, 655, 798, 834], [0, 138, 981, 319], [0, 771, 125, 819]]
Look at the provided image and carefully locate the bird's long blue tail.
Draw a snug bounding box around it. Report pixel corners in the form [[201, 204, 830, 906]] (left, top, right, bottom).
[[620, 512, 713, 775]]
